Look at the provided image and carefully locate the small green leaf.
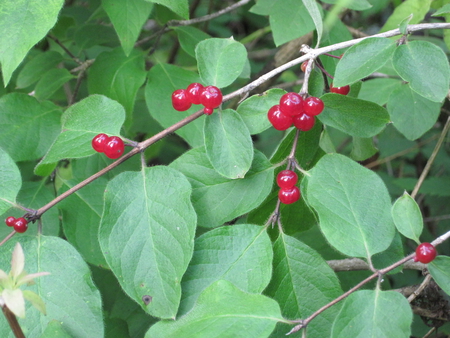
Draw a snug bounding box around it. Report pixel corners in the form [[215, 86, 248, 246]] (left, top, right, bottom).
[[399, 14, 413, 35], [432, 3, 450, 16], [145, 0, 188, 19], [16, 51, 64, 89], [2, 288, 25, 318], [429, 256, 450, 296], [10, 243, 25, 280], [146, 280, 283, 338], [34, 68, 75, 100], [23, 290, 47, 315], [320, 0, 372, 11], [380, 0, 431, 32], [391, 192, 422, 243], [196, 38, 247, 88], [41, 320, 74, 338], [173, 26, 211, 57], [302, 0, 323, 46], [350, 137, 377, 161], [204, 109, 253, 179], [0, 147, 21, 215]]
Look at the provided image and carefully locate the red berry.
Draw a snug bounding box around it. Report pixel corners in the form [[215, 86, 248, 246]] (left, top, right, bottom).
[[301, 61, 308, 72], [268, 105, 293, 131], [172, 89, 192, 111], [104, 136, 125, 159], [303, 97, 324, 116], [330, 83, 350, 95], [186, 83, 204, 105], [5, 216, 15, 227], [277, 170, 298, 189], [200, 86, 222, 109], [279, 186, 301, 204], [293, 113, 315, 131], [13, 218, 28, 233], [204, 107, 214, 115], [92, 133, 109, 153], [414, 243, 437, 264], [279, 92, 304, 117]]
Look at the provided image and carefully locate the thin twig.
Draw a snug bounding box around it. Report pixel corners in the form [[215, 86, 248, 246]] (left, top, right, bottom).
[[1, 304, 25, 338], [408, 274, 432, 303], [48, 35, 81, 64]]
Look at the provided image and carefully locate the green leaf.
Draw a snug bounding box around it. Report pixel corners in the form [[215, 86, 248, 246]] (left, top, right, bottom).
[[0, 93, 61, 162], [358, 78, 403, 106], [145, 63, 204, 147], [102, 0, 153, 56], [98, 166, 197, 319], [334, 38, 396, 86], [392, 40, 450, 102], [380, 0, 431, 32], [204, 109, 253, 179], [305, 153, 395, 259], [319, 94, 390, 138], [0, 0, 65, 85], [331, 290, 412, 337], [350, 137, 377, 161], [399, 14, 413, 35], [179, 224, 272, 315], [22, 290, 47, 315], [34, 68, 75, 100], [432, 3, 450, 16], [236, 89, 285, 135], [2, 288, 25, 318], [74, 24, 119, 50], [195, 38, 247, 88], [391, 192, 422, 243], [16, 51, 64, 89], [146, 280, 283, 338], [145, 0, 188, 19], [320, 0, 372, 11], [173, 26, 211, 58], [429, 256, 450, 296], [41, 320, 74, 338], [265, 234, 342, 338], [36, 94, 125, 175], [170, 148, 274, 228], [0, 148, 21, 214], [387, 84, 441, 140], [302, 0, 323, 46], [0, 236, 104, 337]]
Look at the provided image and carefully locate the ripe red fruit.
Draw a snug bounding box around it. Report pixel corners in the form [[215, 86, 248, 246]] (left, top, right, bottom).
[[303, 97, 324, 116], [186, 83, 204, 105], [5, 216, 15, 227], [92, 133, 109, 153], [104, 136, 125, 159], [330, 83, 350, 95], [301, 61, 308, 72], [293, 113, 315, 131], [279, 92, 304, 117], [200, 86, 223, 109], [172, 89, 192, 111], [414, 243, 437, 264], [13, 217, 28, 233], [203, 107, 214, 115], [268, 105, 293, 131], [277, 170, 298, 189], [278, 186, 301, 204]]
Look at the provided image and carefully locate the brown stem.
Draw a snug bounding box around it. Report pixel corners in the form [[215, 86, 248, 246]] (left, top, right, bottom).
[[2, 305, 25, 338], [48, 35, 81, 64]]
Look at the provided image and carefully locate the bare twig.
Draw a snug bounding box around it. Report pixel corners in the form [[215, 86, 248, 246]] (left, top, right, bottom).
[[1, 304, 25, 338], [408, 274, 432, 303]]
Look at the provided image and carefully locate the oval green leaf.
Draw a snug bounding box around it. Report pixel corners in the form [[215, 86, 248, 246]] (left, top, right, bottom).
[[391, 191, 422, 243], [0, 147, 21, 215], [173, 26, 211, 58], [429, 256, 450, 296]]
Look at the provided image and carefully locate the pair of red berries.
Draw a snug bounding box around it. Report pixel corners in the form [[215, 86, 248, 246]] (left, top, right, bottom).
[[172, 83, 223, 115], [277, 170, 301, 204], [5, 216, 28, 233], [268, 92, 324, 131], [414, 242, 437, 264], [92, 134, 125, 159]]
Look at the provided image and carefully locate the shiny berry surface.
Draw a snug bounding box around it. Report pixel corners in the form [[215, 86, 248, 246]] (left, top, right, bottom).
[[414, 243, 437, 264], [279, 186, 301, 204], [277, 170, 298, 189], [303, 97, 324, 116], [293, 113, 315, 131], [200, 86, 223, 109], [13, 217, 28, 233], [5, 216, 15, 227], [330, 84, 350, 95], [92, 133, 109, 153], [104, 136, 125, 159], [186, 83, 204, 105], [172, 89, 192, 111], [279, 92, 304, 117], [268, 105, 293, 131], [203, 107, 214, 115]]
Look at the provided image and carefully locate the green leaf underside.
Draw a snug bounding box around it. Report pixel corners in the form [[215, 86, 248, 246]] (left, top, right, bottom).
[[305, 153, 395, 259], [302, 0, 323, 46], [429, 256, 450, 296], [99, 166, 196, 319], [170, 147, 274, 228], [179, 224, 273, 315], [145, 280, 283, 338], [358, 78, 403, 106], [391, 192, 422, 243]]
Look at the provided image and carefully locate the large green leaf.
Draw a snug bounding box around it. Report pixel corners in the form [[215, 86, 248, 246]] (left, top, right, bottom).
[[102, 0, 153, 56], [204, 109, 253, 179], [0, 93, 61, 162], [16, 51, 64, 89], [146, 280, 283, 338], [195, 38, 247, 88], [380, 0, 431, 32], [98, 166, 197, 319], [179, 224, 273, 315], [145, 0, 188, 19], [391, 192, 422, 243], [170, 147, 274, 228], [429, 256, 450, 296], [331, 290, 412, 338], [173, 26, 211, 58], [0, 0, 64, 85], [265, 234, 342, 338], [305, 153, 395, 259], [319, 94, 390, 138], [334, 38, 396, 86], [392, 40, 450, 103], [0, 236, 104, 338], [0, 147, 21, 215]]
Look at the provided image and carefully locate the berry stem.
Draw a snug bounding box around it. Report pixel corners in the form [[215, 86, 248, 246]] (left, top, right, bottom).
[[323, 53, 342, 59]]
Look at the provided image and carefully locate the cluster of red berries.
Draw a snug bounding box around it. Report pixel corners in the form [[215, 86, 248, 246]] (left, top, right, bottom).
[[267, 92, 324, 131], [414, 242, 437, 264], [277, 170, 301, 204], [172, 83, 222, 115], [5, 216, 28, 233], [92, 134, 125, 159]]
